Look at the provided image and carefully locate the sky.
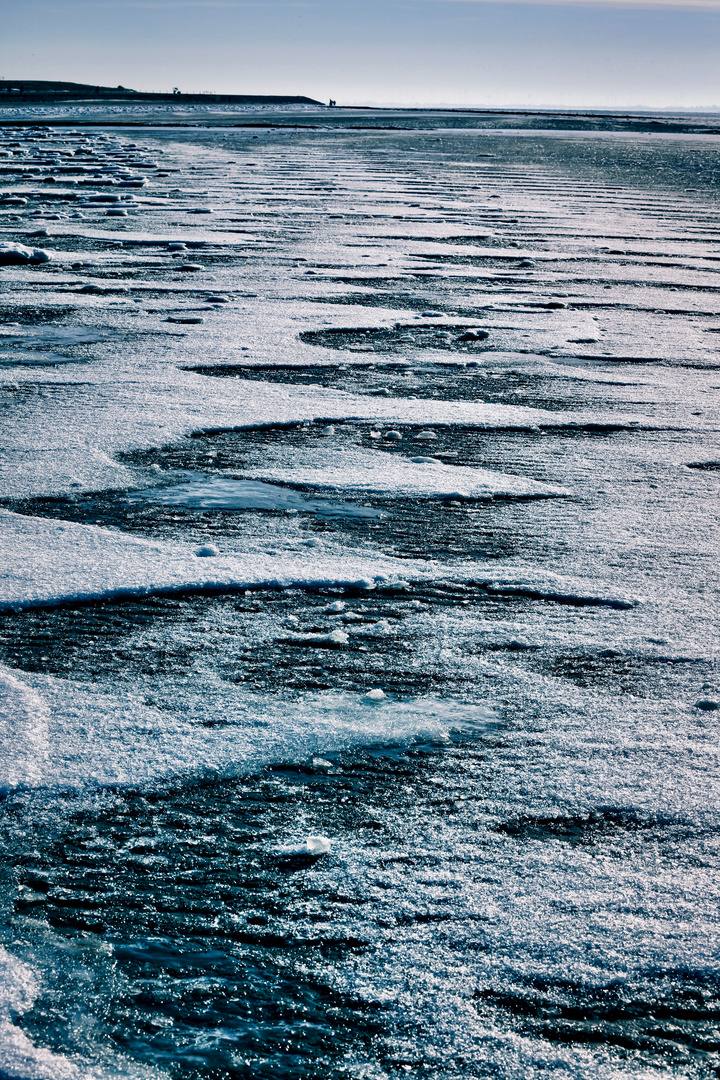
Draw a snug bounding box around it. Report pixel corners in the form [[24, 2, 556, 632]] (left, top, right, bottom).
[[1, 0, 719, 110]]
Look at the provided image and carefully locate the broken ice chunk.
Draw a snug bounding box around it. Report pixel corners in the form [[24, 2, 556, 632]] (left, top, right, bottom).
[[365, 689, 386, 701], [324, 600, 347, 613], [0, 242, 52, 265], [196, 544, 219, 557], [279, 835, 332, 856], [456, 330, 489, 342], [279, 628, 350, 648]]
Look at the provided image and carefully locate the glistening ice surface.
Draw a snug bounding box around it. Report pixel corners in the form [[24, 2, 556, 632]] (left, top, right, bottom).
[[0, 108, 719, 1080]]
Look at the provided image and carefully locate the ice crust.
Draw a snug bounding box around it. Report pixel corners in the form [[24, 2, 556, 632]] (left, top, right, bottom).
[[0, 508, 436, 611], [1, 117, 719, 1080], [0, 509, 639, 613], [0, 662, 494, 792], [0, 368, 574, 502], [245, 445, 568, 499], [0, 326, 109, 367]]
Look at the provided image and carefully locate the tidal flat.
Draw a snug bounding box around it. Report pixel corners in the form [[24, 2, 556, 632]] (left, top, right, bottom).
[[0, 104, 719, 1080]]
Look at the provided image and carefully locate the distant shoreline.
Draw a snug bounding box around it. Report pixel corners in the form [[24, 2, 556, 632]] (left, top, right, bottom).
[[0, 80, 323, 107], [2, 83, 719, 119]]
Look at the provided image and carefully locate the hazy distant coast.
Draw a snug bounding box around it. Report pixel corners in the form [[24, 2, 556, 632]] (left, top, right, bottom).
[[2, 86, 720, 138]]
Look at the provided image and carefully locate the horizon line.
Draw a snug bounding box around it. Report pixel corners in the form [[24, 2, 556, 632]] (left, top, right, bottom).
[[429, 0, 720, 8]]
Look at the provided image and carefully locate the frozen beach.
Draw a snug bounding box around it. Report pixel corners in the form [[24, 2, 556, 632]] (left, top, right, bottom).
[[0, 105, 718, 1079]]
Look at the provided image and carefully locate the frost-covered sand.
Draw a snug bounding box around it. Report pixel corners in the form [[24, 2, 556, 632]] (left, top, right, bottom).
[[0, 108, 718, 1080]]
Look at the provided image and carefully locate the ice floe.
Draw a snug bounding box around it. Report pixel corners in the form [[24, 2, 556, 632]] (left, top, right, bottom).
[[0, 661, 495, 792], [0, 508, 436, 611], [246, 446, 568, 500], [0, 368, 584, 500], [0, 508, 640, 612]]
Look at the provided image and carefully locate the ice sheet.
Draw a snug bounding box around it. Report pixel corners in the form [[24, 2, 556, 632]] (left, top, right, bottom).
[[0, 509, 640, 612], [0, 663, 495, 792], [244, 444, 568, 499], [129, 473, 384, 518], [0, 508, 439, 611], [1, 116, 719, 1080], [0, 367, 583, 501]]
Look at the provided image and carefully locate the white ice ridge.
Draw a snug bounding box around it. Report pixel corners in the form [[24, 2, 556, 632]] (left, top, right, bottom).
[[0, 509, 437, 611], [244, 445, 568, 499], [0, 664, 495, 792], [0, 510, 638, 612]]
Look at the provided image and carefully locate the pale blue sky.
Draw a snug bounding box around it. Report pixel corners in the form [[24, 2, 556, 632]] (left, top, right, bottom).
[[2, 0, 718, 109]]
